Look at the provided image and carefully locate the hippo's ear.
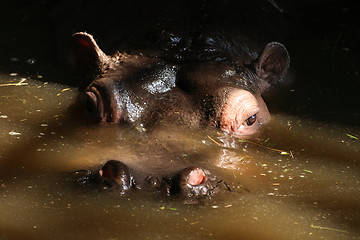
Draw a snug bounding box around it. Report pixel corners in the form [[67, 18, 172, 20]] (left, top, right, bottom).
[[255, 42, 290, 84], [69, 32, 110, 76]]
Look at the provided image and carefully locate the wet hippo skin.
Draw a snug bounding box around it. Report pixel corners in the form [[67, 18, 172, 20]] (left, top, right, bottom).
[[71, 32, 289, 137], [86, 160, 219, 199]]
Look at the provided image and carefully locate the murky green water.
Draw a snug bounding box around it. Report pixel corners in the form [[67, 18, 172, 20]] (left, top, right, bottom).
[[1, 72, 359, 239]]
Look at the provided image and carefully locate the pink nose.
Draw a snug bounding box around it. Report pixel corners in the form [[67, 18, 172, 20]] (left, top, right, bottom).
[[187, 168, 207, 185]]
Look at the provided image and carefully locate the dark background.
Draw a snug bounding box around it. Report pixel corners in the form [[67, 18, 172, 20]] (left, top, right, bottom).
[[0, 0, 359, 126]]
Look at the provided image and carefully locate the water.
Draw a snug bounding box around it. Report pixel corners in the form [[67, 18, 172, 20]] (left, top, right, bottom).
[[1, 1, 360, 239], [0, 71, 359, 239]]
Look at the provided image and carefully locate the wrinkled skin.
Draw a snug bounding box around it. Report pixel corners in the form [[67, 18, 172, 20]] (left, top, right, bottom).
[[72, 32, 289, 137], [85, 160, 219, 199]]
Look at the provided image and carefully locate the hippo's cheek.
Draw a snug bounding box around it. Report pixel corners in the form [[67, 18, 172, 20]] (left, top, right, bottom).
[[220, 89, 269, 137]]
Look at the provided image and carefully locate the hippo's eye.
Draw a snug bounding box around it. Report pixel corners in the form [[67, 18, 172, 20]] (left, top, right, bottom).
[[245, 114, 257, 126]]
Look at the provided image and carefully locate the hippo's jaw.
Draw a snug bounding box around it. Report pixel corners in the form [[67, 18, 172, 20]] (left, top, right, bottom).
[[220, 89, 270, 137]]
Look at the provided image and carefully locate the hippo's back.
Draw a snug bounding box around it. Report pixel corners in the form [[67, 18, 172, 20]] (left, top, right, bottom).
[[52, 0, 288, 64]]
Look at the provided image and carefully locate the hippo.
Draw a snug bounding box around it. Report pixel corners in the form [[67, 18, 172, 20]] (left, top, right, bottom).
[[71, 32, 289, 137], [80, 160, 219, 199], [62, 0, 290, 198]]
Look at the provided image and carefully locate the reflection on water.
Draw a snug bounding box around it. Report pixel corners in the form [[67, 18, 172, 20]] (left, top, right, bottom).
[[0, 73, 360, 239]]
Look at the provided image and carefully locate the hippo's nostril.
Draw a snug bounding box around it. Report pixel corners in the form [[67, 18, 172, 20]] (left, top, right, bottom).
[[187, 168, 207, 186], [174, 166, 218, 198], [96, 160, 135, 193]]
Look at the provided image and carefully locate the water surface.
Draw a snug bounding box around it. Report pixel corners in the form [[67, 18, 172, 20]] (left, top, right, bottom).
[[0, 72, 359, 239]]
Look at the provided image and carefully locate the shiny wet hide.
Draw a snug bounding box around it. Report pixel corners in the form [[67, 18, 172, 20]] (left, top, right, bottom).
[[0, 75, 359, 239]]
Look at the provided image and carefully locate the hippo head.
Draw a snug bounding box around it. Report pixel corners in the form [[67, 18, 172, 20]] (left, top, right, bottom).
[[70, 32, 289, 137], [217, 42, 291, 136]]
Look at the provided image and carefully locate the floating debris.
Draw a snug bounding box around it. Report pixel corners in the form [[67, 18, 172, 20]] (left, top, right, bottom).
[[238, 139, 291, 155], [310, 224, 349, 234], [207, 135, 221, 146], [0, 115, 8, 119], [159, 206, 177, 211], [0, 78, 28, 87], [303, 170, 313, 173], [9, 131, 21, 136], [346, 133, 358, 140], [57, 88, 72, 96], [61, 88, 71, 92]]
